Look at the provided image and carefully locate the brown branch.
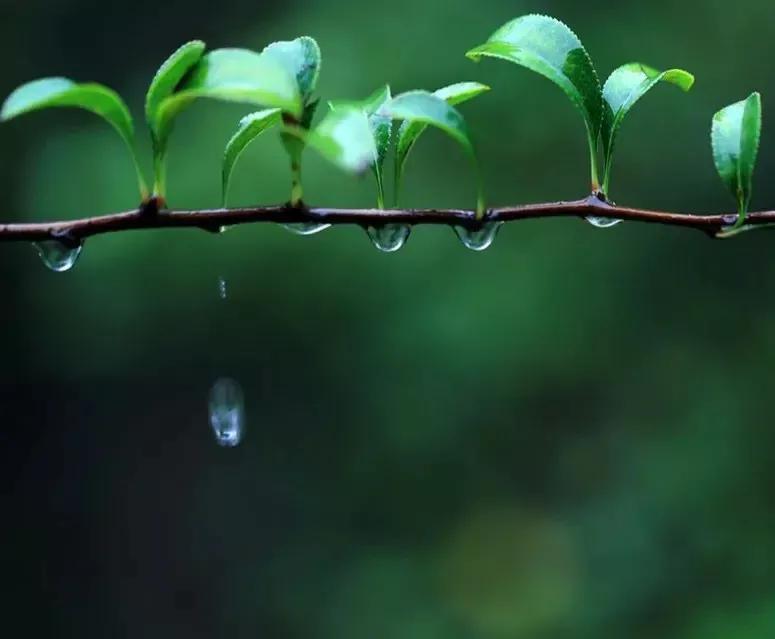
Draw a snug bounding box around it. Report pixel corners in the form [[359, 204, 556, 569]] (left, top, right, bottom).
[[0, 195, 771, 243]]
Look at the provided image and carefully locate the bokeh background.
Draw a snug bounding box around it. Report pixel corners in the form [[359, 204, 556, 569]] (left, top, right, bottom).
[[2, 0, 775, 636]]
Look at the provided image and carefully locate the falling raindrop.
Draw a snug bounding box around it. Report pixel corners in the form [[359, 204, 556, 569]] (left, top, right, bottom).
[[365, 224, 411, 252], [208, 377, 245, 447], [453, 222, 502, 251], [218, 276, 228, 300], [282, 222, 331, 235], [33, 239, 83, 272], [585, 216, 622, 229]]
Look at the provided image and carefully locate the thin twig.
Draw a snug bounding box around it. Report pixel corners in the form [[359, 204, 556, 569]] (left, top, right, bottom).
[[0, 195, 768, 242]]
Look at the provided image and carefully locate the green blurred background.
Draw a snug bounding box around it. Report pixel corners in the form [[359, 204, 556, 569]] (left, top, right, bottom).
[[2, 0, 775, 636]]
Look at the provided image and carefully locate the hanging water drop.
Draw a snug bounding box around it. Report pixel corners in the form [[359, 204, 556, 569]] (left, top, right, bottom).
[[721, 214, 739, 228], [282, 222, 331, 236], [453, 222, 502, 251], [585, 216, 622, 229], [33, 239, 83, 272], [365, 224, 411, 252], [208, 377, 245, 447]]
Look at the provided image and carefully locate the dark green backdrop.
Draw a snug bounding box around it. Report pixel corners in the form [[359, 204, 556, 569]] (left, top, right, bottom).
[[2, 0, 774, 637]]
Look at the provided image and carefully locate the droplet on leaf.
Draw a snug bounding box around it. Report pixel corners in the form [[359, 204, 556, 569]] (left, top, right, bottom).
[[453, 222, 501, 251], [365, 224, 410, 252], [281, 222, 331, 235], [33, 239, 83, 272], [208, 377, 245, 447], [585, 216, 622, 229]]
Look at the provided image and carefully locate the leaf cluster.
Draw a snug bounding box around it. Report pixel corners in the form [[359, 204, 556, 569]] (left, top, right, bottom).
[[0, 14, 762, 231]]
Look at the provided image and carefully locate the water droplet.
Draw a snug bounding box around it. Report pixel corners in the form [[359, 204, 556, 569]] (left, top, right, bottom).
[[585, 216, 622, 229], [366, 224, 411, 252], [282, 222, 331, 236], [33, 239, 83, 272], [721, 214, 739, 227], [453, 222, 502, 251], [218, 276, 228, 300], [208, 378, 245, 447]]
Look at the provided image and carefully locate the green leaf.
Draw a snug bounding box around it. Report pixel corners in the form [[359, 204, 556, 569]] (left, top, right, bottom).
[[331, 85, 393, 207], [362, 86, 393, 175], [379, 90, 485, 217], [262, 36, 321, 104], [145, 40, 206, 194], [165, 48, 302, 114], [466, 14, 602, 188], [259, 38, 322, 205], [601, 63, 694, 195], [146, 41, 206, 140], [711, 92, 762, 228], [280, 99, 319, 205], [368, 88, 393, 208], [153, 48, 302, 198], [394, 81, 489, 205], [1, 77, 147, 197], [294, 106, 377, 174], [222, 108, 282, 204]]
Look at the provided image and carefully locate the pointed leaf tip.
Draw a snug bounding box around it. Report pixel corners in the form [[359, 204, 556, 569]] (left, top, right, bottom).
[[711, 91, 762, 228]]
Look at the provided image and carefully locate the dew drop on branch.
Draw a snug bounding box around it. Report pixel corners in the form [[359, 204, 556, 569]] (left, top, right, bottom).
[[208, 377, 245, 447], [33, 239, 83, 272], [585, 216, 622, 229], [365, 224, 411, 252], [282, 222, 331, 235], [453, 222, 502, 251], [721, 214, 739, 228]]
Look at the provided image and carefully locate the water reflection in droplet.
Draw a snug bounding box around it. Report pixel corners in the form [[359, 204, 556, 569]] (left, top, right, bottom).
[[208, 378, 245, 447], [282, 222, 331, 235], [33, 239, 83, 272], [365, 224, 411, 252], [585, 216, 622, 229], [453, 222, 502, 251]]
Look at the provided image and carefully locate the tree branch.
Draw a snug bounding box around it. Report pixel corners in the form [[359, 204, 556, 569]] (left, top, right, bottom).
[[0, 195, 771, 243]]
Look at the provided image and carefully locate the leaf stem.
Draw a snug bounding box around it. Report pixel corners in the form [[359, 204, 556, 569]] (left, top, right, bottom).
[[601, 159, 612, 199], [152, 148, 168, 199], [588, 130, 601, 192], [732, 191, 748, 230], [290, 160, 303, 207], [375, 171, 386, 209]]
